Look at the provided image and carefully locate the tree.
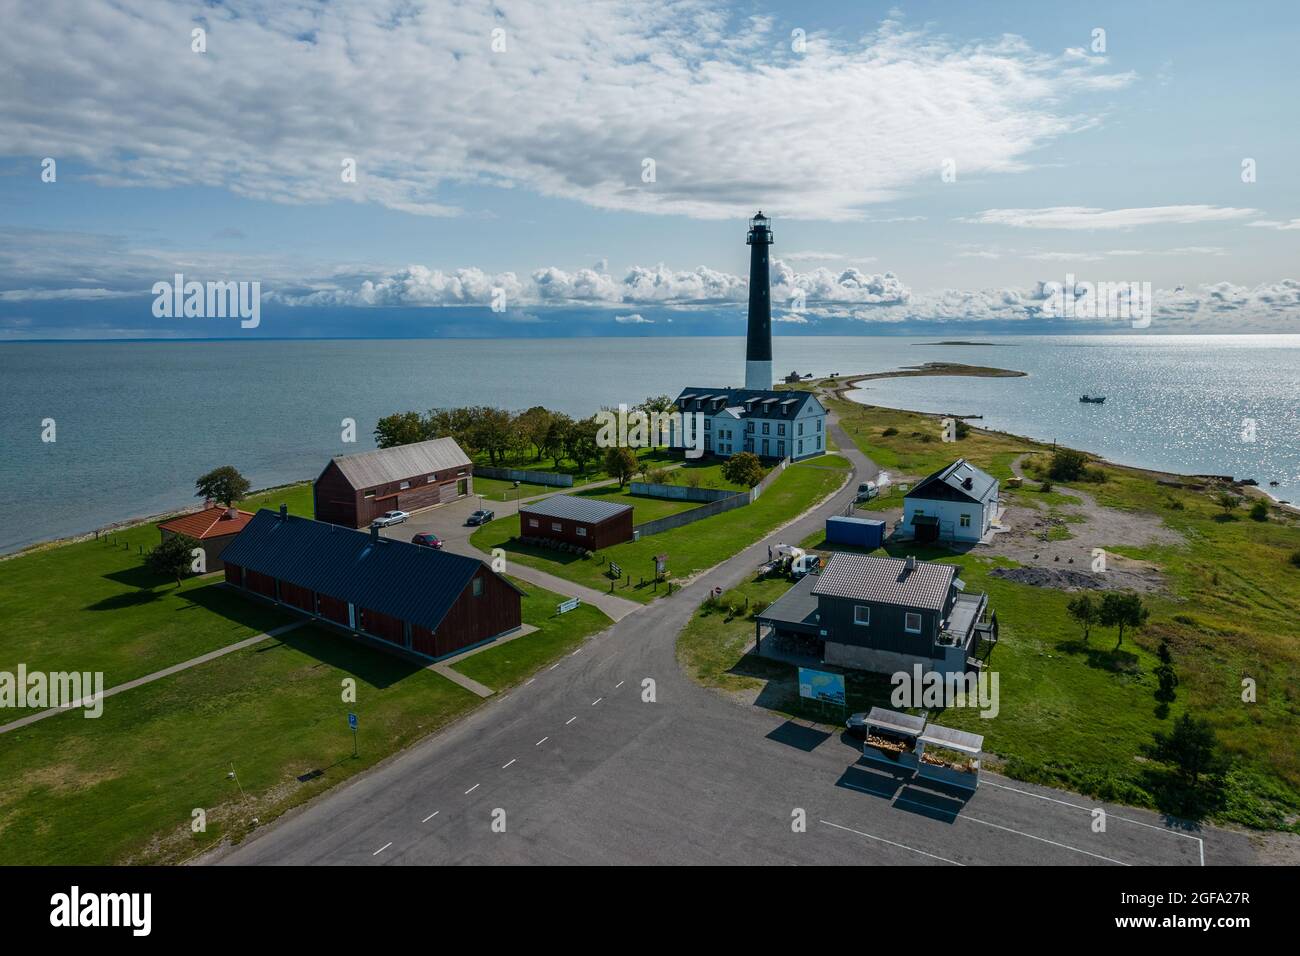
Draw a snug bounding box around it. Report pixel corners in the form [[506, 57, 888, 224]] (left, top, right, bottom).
[[1148, 714, 1227, 788], [427, 406, 480, 455], [1248, 500, 1268, 522], [1065, 593, 1098, 643], [604, 447, 638, 488], [195, 465, 250, 507], [544, 413, 574, 469], [1153, 639, 1179, 705], [1215, 492, 1240, 517], [147, 534, 200, 586], [565, 416, 601, 475], [373, 411, 428, 448], [722, 451, 765, 488], [1048, 448, 1089, 482], [515, 406, 553, 461], [1098, 591, 1149, 649], [638, 394, 676, 447], [470, 406, 514, 466]]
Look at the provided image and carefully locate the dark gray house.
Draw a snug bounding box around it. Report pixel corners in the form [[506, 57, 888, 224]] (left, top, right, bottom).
[[757, 552, 996, 676]]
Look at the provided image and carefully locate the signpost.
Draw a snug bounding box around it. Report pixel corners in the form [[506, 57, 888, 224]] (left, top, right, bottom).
[[609, 561, 622, 578], [557, 597, 581, 615], [653, 554, 667, 576], [797, 667, 847, 722], [348, 712, 358, 757]]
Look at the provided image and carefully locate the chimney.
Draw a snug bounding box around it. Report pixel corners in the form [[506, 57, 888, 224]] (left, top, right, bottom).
[[904, 555, 917, 572], [279, 504, 288, 521], [204, 496, 213, 509], [370, 524, 380, 543], [744, 211, 774, 390], [225, 507, 238, 519]]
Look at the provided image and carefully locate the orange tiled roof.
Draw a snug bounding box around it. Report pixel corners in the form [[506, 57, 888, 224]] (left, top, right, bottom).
[[157, 506, 255, 540]]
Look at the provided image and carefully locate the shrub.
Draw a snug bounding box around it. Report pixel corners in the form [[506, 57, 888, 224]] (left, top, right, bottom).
[[1290, 550, 1300, 569], [1048, 448, 1089, 482], [881, 427, 898, 437], [1248, 500, 1269, 522], [1040, 479, 1053, 493]]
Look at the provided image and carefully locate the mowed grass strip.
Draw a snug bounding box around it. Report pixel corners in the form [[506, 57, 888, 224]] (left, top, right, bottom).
[[0, 482, 316, 717], [469, 458, 848, 602], [0, 575, 609, 865]]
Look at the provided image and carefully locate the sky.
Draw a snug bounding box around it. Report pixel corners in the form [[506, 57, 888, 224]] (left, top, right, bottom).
[[1, 0, 1298, 339]]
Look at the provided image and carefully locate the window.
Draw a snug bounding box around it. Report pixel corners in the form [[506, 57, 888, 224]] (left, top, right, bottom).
[[817, 418, 822, 431], [816, 436, 822, 449], [905, 612, 922, 633], [798, 439, 803, 455], [960, 513, 971, 528], [399, 481, 410, 490], [363, 491, 375, 499], [576, 527, 587, 537], [528, 518, 539, 528], [762, 422, 770, 435], [472, 577, 484, 597], [704, 419, 711, 430], [777, 441, 785, 456], [551, 522, 562, 531], [778, 423, 786, 436], [762, 439, 770, 455], [854, 605, 870, 626], [798, 422, 804, 435], [426, 475, 436, 483]]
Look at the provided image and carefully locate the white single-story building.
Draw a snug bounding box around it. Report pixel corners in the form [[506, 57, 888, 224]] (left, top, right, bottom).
[[903, 458, 999, 544]]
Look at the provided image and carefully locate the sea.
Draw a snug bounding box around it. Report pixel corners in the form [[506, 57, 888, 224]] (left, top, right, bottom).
[[1, 334, 1297, 555]]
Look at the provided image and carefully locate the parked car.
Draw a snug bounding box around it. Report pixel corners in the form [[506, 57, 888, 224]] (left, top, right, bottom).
[[411, 532, 443, 549], [845, 712, 870, 738], [855, 481, 879, 503], [371, 510, 409, 527], [466, 509, 495, 526]]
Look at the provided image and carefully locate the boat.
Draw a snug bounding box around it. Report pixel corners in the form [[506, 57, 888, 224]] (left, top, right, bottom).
[[1079, 394, 1106, 404]]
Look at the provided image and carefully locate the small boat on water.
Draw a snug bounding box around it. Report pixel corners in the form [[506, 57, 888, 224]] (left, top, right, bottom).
[[1079, 394, 1106, 404]]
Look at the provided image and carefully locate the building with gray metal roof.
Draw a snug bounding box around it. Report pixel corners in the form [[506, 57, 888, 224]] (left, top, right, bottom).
[[519, 494, 634, 550]]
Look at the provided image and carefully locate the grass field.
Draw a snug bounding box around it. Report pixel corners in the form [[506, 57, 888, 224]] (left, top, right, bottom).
[[680, 399, 1300, 831], [0, 480, 611, 864], [470, 457, 848, 602], [471, 476, 556, 502]]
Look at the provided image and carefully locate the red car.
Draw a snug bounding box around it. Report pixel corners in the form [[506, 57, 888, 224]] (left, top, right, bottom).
[[411, 532, 444, 549]]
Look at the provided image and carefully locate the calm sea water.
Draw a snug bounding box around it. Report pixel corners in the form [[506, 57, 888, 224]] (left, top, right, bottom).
[[1, 335, 1296, 554]]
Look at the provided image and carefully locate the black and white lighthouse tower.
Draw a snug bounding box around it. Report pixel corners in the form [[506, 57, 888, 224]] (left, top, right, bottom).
[[744, 211, 774, 390]]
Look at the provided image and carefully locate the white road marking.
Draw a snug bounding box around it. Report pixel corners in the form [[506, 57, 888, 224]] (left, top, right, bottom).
[[549, 663, 561, 671], [591, 698, 602, 706], [373, 842, 392, 856], [820, 820, 963, 866], [535, 736, 548, 746], [502, 758, 516, 769], [422, 811, 439, 823], [615, 681, 624, 689], [565, 716, 577, 725], [571, 647, 582, 656], [526, 678, 536, 685], [981, 778, 1205, 864], [465, 783, 480, 794]]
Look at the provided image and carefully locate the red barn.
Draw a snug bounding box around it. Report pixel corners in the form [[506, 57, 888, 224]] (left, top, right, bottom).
[[314, 437, 472, 528], [221, 507, 524, 660], [519, 494, 633, 550]]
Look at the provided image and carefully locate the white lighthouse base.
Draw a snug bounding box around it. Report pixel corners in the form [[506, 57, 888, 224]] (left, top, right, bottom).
[[744, 360, 773, 390]]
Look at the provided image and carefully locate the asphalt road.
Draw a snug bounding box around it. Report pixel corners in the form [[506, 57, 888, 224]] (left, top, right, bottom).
[[217, 421, 1259, 866]]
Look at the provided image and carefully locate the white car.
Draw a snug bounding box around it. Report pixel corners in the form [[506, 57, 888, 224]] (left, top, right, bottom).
[[371, 510, 409, 527]]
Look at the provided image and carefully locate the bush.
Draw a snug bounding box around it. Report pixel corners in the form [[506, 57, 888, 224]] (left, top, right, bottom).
[[1248, 500, 1269, 522], [1290, 550, 1300, 569], [1040, 479, 1053, 493], [881, 427, 898, 437], [1048, 448, 1089, 482]]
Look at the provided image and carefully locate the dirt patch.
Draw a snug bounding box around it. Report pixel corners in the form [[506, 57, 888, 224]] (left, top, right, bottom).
[[991, 567, 1106, 590]]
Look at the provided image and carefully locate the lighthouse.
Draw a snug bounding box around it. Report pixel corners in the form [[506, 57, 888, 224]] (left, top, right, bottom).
[[744, 211, 774, 390]]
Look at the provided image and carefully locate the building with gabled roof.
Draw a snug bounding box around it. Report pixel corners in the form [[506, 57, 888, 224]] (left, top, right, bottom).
[[903, 458, 1000, 543], [221, 507, 523, 660], [314, 436, 473, 528], [670, 386, 827, 462], [520, 494, 633, 550], [156, 505, 255, 572]]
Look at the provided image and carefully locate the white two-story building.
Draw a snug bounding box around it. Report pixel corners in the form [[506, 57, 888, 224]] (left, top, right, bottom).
[[670, 387, 828, 462], [903, 458, 1000, 544]]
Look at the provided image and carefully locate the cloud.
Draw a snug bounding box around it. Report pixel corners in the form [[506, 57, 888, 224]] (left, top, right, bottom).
[[0, 1, 1133, 222], [964, 205, 1258, 230], [1248, 219, 1300, 231], [614, 313, 653, 324]]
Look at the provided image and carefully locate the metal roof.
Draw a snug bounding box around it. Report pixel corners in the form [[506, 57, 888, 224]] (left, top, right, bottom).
[[918, 723, 984, 755], [755, 574, 821, 632], [813, 552, 955, 611], [221, 510, 504, 632], [865, 706, 926, 738], [675, 386, 823, 419], [906, 458, 998, 504], [329, 437, 471, 491], [520, 494, 631, 524]]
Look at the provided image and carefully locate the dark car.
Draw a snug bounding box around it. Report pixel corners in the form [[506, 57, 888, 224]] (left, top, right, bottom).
[[845, 712, 870, 738], [466, 509, 495, 526], [411, 532, 443, 549]]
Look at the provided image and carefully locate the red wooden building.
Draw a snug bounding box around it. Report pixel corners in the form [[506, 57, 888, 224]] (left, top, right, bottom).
[[314, 437, 473, 528], [519, 494, 633, 550], [156, 505, 254, 572], [221, 507, 524, 660]]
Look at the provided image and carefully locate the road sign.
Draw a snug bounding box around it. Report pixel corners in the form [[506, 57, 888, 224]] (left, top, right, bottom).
[[557, 597, 581, 614], [348, 712, 358, 731], [609, 561, 622, 578], [654, 554, 667, 575], [797, 667, 846, 706]]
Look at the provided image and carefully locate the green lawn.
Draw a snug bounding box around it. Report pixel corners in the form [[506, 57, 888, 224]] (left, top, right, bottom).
[[575, 485, 702, 524], [452, 580, 612, 690], [470, 459, 848, 602], [472, 476, 556, 502], [717, 399, 1300, 831], [0, 482, 317, 717], [0, 560, 609, 865]]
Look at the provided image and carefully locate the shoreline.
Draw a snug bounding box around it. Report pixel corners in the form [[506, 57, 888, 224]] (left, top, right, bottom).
[[808, 364, 1300, 515]]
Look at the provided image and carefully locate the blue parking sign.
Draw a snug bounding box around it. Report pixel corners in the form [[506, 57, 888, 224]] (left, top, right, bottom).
[[348, 712, 358, 731]]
